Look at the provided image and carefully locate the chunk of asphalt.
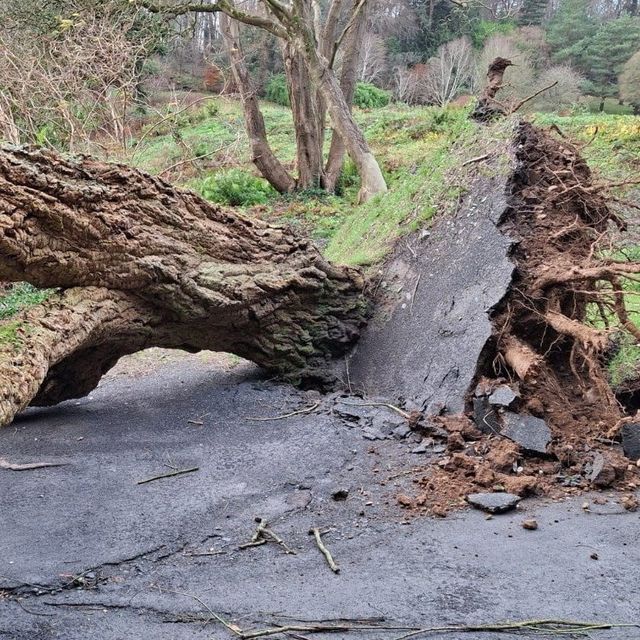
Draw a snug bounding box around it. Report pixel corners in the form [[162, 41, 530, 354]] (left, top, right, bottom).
[[489, 385, 518, 408], [586, 452, 616, 488], [501, 412, 551, 455], [372, 412, 405, 436], [466, 492, 521, 514], [334, 401, 375, 423], [392, 424, 411, 439], [362, 426, 387, 441], [621, 422, 640, 461], [473, 397, 501, 435]]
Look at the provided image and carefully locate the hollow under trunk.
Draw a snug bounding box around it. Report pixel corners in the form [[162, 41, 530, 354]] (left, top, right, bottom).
[[0, 146, 367, 427]]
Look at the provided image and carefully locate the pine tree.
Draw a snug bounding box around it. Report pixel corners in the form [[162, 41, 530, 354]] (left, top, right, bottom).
[[518, 0, 549, 26]]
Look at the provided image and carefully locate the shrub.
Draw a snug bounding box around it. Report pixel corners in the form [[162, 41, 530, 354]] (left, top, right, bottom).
[[532, 65, 584, 111], [265, 74, 290, 107], [195, 169, 276, 207], [353, 82, 390, 108]]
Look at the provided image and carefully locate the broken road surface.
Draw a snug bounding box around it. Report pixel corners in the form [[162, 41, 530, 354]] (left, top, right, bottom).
[[1, 354, 639, 639]]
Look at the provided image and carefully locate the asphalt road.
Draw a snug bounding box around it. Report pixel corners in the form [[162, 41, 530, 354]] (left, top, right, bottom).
[[1, 353, 639, 640]]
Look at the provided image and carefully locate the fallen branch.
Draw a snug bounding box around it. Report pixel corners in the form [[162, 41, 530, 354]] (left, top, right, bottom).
[[262, 526, 298, 555], [136, 466, 199, 485], [0, 458, 69, 471], [238, 539, 268, 550], [246, 402, 320, 422], [461, 154, 490, 167], [239, 518, 296, 554], [509, 81, 558, 114], [336, 401, 411, 420], [308, 527, 340, 574], [390, 619, 638, 640]]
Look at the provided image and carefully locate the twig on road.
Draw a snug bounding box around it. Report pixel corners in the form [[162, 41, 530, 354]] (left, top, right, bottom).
[[136, 466, 199, 485], [308, 527, 339, 574], [246, 403, 320, 422], [0, 458, 69, 471]]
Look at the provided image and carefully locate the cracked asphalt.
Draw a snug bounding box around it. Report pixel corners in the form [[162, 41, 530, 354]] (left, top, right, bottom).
[[1, 352, 639, 639]]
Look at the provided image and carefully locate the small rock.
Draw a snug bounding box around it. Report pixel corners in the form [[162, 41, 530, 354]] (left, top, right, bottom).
[[473, 397, 501, 435], [425, 401, 446, 417], [431, 504, 448, 518], [620, 494, 639, 512], [522, 519, 538, 530], [586, 452, 616, 488], [362, 426, 386, 441], [331, 488, 349, 501], [466, 492, 521, 514], [489, 385, 518, 408], [590, 552, 599, 560], [621, 422, 640, 461], [474, 381, 493, 397], [392, 424, 411, 439], [411, 443, 428, 454], [397, 494, 413, 507], [372, 412, 405, 436], [334, 401, 374, 422], [501, 412, 551, 455]]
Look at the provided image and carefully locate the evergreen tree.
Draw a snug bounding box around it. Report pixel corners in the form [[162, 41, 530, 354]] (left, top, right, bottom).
[[518, 0, 549, 26], [546, 0, 596, 61], [573, 16, 640, 98]]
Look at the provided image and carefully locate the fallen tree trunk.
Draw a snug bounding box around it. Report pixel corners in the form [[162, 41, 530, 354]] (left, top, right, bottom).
[[0, 146, 367, 427]]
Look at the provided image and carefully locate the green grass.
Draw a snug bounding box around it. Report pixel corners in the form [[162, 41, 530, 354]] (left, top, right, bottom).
[[534, 113, 640, 181], [0, 320, 24, 348], [0, 283, 52, 320]]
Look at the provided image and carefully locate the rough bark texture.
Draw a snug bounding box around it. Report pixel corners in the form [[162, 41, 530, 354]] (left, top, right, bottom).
[[0, 146, 367, 427], [283, 42, 325, 189], [470, 57, 513, 122], [323, 0, 368, 192], [220, 15, 296, 194]]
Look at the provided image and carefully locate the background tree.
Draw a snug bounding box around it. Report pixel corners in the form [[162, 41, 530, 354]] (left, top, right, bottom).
[[139, 0, 388, 202], [619, 50, 640, 113], [570, 16, 640, 102], [517, 0, 549, 25], [420, 37, 474, 106]]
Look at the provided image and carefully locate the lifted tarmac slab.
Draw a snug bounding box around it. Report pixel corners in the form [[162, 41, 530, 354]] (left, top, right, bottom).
[[347, 173, 515, 414], [1, 354, 639, 639]]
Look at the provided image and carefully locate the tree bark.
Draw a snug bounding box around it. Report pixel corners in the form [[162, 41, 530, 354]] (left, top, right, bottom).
[[219, 14, 296, 193], [283, 42, 325, 189], [0, 146, 367, 427], [324, 0, 368, 192], [294, 29, 387, 203]]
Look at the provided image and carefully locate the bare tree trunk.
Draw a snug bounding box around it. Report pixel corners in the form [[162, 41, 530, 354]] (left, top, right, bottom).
[[283, 43, 325, 189], [0, 146, 367, 427], [295, 32, 387, 203], [220, 14, 296, 193], [324, 0, 368, 192]]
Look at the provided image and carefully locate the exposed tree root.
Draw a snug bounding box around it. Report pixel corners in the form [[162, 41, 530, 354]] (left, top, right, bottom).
[[479, 121, 640, 442]]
